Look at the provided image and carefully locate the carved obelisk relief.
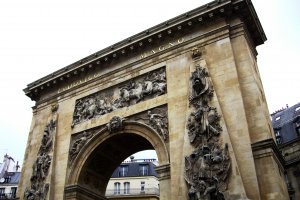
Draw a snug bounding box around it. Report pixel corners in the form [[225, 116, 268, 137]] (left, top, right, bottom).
[[185, 49, 230, 200], [24, 106, 58, 200]]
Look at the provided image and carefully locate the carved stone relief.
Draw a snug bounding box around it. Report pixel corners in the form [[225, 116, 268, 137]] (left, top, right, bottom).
[[106, 116, 125, 133], [134, 108, 168, 141], [24, 119, 56, 200], [71, 67, 166, 127], [68, 106, 168, 165], [185, 55, 230, 200]]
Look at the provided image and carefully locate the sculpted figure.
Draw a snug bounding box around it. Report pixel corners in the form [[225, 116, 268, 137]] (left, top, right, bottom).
[[190, 66, 213, 104], [106, 116, 125, 133], [148, 111, 168, 140], [69, 132, 92, 162], [129, 82, 144, 102]]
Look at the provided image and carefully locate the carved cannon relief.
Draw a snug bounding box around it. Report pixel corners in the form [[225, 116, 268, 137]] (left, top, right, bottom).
[[185, 53, 230, 200], [71, 67, 166, 126]]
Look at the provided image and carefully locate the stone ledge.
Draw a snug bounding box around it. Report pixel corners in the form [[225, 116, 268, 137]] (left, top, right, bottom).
[[155, 163, 170, 181], [64, 184, 107, 200], [251, 138, 285, 170]]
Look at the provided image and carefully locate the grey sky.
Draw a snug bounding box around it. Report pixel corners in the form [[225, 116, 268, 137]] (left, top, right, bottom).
[[0, 0, 299, 165]]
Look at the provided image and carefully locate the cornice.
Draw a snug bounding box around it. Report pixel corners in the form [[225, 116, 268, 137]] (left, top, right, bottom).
[[24, 0, 266, 101], [251, 138, 286, 169]]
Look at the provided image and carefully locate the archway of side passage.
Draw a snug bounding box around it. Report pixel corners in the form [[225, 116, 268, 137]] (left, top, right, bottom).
[[65, 121, 170, 200]]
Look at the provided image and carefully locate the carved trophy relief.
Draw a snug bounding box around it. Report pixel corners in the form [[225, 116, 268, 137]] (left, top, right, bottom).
[[71, 67, 167, 126], [24, 119, 56, 200], [185, 58, 230, 200]]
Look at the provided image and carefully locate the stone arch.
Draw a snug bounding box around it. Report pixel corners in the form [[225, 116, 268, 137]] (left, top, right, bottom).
[[65, 121, 170, 200]]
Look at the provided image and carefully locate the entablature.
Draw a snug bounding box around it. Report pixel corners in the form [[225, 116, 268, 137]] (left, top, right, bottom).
[[24, 0, 266, 102]]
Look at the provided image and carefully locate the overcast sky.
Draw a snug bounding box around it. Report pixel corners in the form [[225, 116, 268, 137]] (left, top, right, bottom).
[[0, 0, 299, 166]]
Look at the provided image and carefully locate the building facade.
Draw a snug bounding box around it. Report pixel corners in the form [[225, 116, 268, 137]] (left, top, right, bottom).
[[105, 158, 159, 200], [271, 102, 300, 200], [0, 155, 20, 199], [18, 0, 290, 199]]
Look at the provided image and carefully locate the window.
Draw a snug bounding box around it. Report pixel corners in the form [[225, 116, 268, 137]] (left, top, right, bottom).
[[0, 188, 5, 199], [275, 130, 282, 144], [275, 116, 281, 121], [124, 182, 130, 194], [114, 182, 120, 194], [10, 187, 17, 198], [140, 181, 145, 193], [139, 164, 149, 176], [295, 121, 300, 136], [118, 165, 128, 177]]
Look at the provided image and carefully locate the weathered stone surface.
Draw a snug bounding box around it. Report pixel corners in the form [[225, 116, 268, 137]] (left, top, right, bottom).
[[18, 1, 289, 200]]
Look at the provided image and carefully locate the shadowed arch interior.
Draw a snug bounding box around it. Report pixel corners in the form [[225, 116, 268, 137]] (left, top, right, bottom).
[[78, 133, 154, 195]]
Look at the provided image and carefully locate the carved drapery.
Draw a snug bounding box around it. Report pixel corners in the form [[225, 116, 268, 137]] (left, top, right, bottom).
[[71, 68, 166, 127], [24, 119, 56, 200], [68, 106, 168, 165], [185, 54, 230, 200]]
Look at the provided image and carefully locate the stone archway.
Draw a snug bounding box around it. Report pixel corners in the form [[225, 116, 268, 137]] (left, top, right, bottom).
[[65, 121, 170, 200]]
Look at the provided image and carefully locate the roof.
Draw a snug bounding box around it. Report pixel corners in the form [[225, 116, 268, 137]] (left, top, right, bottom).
[[23, 0, 266, 102], [271, 102, 300, 143], [272, 102, 300, 129], [111, 161, 157, 178]]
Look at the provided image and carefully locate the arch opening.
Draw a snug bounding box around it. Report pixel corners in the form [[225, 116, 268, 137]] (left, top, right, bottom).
[[65, 122, 169, 200]]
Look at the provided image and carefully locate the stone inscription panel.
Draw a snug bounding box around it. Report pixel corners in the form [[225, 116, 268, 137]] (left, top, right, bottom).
[[72, 67, 166, 126]]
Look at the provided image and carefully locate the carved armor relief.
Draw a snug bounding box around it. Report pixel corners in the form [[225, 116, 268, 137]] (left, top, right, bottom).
[[71, 67, 167, 127], [185, 49, 230, 200], [68, 105, 168, 165]]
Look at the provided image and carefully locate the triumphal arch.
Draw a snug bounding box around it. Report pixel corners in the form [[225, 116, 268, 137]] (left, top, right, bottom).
[[18, 0, 289, 199]]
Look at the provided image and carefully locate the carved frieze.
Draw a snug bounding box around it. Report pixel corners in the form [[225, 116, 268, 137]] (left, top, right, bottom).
[[24, 119, 56, 200], [71, 67, 166, 126], [185, 58, 230, 200]]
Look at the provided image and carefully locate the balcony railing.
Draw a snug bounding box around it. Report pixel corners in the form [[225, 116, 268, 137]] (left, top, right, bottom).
[[105, 188, 159, 197], [0, 193, 17, 199]]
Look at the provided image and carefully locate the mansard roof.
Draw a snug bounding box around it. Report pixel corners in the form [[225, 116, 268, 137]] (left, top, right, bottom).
[[110, 160, 158, 178], [271, 102, 300, 144], [24, 0, 266, 101], [272, 102, 300, 129]]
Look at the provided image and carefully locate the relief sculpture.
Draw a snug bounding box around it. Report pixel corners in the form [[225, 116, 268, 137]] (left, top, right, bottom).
[[134, 106, 168, 141], [68, 106, 169, 165], [24, 119, 56, 200], [72, 68, 166, 126], [185, 59, 230, 200]]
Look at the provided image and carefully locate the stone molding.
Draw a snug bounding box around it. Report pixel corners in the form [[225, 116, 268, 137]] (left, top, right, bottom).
[[24, 0, 266, 102], [155, 163, 171, 181], [251, 138, 286, 171], [64, 184, 107, 200]]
